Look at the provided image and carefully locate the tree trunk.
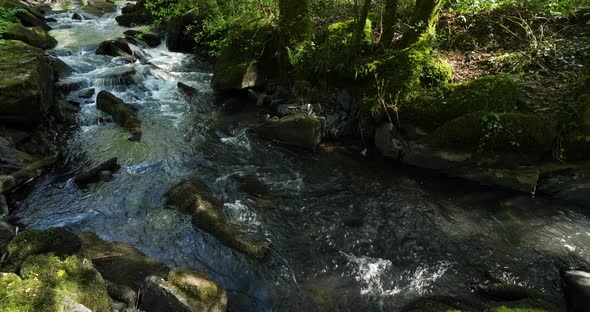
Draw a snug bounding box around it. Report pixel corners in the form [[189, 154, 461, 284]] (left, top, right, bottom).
[[380, 0, 398, 47], [352, 0, 372, 49], [399, 0, 442, 48], [279, 0, 311, 45]]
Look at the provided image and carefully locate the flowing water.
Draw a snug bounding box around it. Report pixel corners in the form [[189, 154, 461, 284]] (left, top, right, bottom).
[[12, 2, 590, 311]]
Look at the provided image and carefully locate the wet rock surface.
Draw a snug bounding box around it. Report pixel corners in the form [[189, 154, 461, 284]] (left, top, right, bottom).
[[96, 90, 142, 141], [165, 178, 271, 260]]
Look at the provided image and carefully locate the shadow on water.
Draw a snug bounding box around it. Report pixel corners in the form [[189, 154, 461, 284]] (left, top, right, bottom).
[[10, 1, 590, 311]]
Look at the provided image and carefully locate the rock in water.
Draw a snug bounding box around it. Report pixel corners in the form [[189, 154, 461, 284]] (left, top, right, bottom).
[[3, 23, 57, 49], [141, 267, 227, 312], [95, 38, 133, 58], [253, 114, 323, 150], [177, 82, 198, 97], [124, 30, 161, 47], [562, 270, 590, 312], [82, 0, 116, 16], [73, 157, 120, 187], [0, 40, 55, 127], [165, 178, 271, 260], [96, 91, 142, 141]]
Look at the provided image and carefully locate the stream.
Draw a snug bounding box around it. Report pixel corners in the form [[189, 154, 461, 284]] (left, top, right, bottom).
[[11, 1, 590, 311]]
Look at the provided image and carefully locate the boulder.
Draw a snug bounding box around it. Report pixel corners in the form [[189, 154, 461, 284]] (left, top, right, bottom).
[[4, 228, 82, 270], [116, 0, 154, 27], [95, 38, 133, 57], [78, 87, 95, 99], [0, 221, 15, 256], [73, 157, 120, 187], [72, 12, 82, 20], [0, 137, 25, 174], [0, 0, 50, 31], [82, 0, 116, 17], [0, 40, 55, 127], [141, 267, 227, 312], [166, 9, 200, 53], [374, 122, 405, 159], [3, 23, 57, 49], [124, 30, 161, 47], [562, 270, 590, 312], [96, 90, 142, 141], [253, 114, 323, 150], [78, 232, 169, 290], [165, 178, 270, 260]]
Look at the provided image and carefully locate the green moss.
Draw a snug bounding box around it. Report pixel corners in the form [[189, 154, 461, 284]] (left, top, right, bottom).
[[6, 228, 81, 270], [429, 111, 557, 154], [4, 23, 56, 49], [403, 75, 526, 129], [0, 255, 110, 312], [296, 19, 373, 83], [168, 267, 225, 307]]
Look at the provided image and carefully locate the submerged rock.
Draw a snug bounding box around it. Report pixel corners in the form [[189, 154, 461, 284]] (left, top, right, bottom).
[[3, 23, 57, 49], [73, 157, 120, 187], [78, 87, 96, 99], [96, 90, 142, 141], [0, 40, 55, 127], [253, 114, 323, 150], [165, 178, 270, 260], [141, 267, 227, 312]]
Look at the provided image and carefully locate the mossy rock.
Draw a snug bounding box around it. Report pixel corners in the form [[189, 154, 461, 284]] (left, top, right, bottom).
[[168, 267, 227, 311], [0, 254, 110, 312], [78, 232, 169, 290], [0, 40, 55, 127], [562, 126, 590, 162], [252, 114, 323, 150], [3, 23, 57, 49], [404, 75, 527, 129], [82, 0, 116, 16], [5, 228, 81, 270], [429, 111, 557, 154], [0, 0, 50, 31]]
